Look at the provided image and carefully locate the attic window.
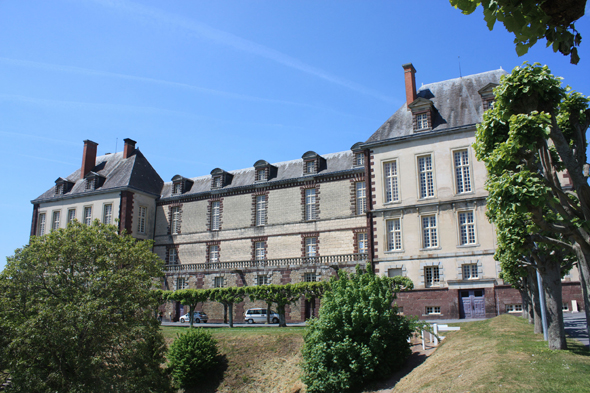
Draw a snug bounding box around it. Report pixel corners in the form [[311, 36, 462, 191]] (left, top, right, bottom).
[[305, 160, 316, 174], [172, 183, 182, 195], [483, 99, 495, 111], [212, 176, 222, 189], [354, 153, 365, 167], [415, 113, 430, 131], [256, 168, 267, 182], [55, 184, 64, 195], [85, 178, 95, 191]]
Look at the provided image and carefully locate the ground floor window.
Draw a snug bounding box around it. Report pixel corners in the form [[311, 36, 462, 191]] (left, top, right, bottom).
[[506, 304, 522, 313], [426, 306, 441, 315]]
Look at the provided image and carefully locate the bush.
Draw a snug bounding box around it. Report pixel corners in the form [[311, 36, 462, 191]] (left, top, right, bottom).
[[167, 328, 220, 389], [301, 266, 412, 393]]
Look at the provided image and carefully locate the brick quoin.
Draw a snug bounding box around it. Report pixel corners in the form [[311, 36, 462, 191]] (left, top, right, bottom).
[[119, 191, 134, 235]]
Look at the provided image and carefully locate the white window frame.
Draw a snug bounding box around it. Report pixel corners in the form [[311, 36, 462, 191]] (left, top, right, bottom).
[[422, 215, 438, 249], [454, 149, 472, 194], [356, 181, 366, 215], [383, 160, 399, 203], [416, 113, 429, 130], [426, 306, 441, 315], [256, 169, 266, 182], [357, 232, 368, 255], [137, 206, 147, 234], [506, 304, 523, 313], [211, 201, 221, 231], [175, 277, 187, 290], [214, 276, 224, 288], [38, 213, 46, 235], [257, 275, 268, 285], [305, 160, 315, 174], [209, 245, 220, 263], [386, 218, 403, 251], [51, 211, 60, 232], [305, 189, 317, 221], [255, 241, 265, 261], [171, 206, 181, 234], [424, 266, 440, 287], [168, 248, 178, 264], [462, 264, 479, 280], [305, 237, 317, 258], [417, 154, 435, 199], [255, 195, 266, 226], [304, 272, 317, 282], [83, 206, 92, 226], [103, 204, 113, 225], [458, 211, 476, 245], [354, 152, 364, 166], [173, 183, 182, 195], [67, 208, 76, 225]]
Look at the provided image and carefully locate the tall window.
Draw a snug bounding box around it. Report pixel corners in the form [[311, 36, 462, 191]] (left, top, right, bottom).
[[305, 237, 317, 258], [83, 207, 92, 226], [463, 264, 479, 279], [356, 181, 366, 215], [425, 266, 440, 287], [209, 245, 220, 263], [103, 204, 113, 225], [211, 201, 221, 231], [176, 277, 186, 290], [305, 189, 317, 221], [357, 232, 368, 255], [171, 206, 181, 234], [422, 215, 438, 248], [137, 206, 147, 234], [384, 161, 399, 203], [38, 213, 46, 235], [387, 219, 402, 251], [52, 211, 60, 232], [454, 150, 472, 194], [255, 241, 265, 261], [304, 272, 317, 282], [418, 155, 435, 198], [256, 195, 266, 226], [257, 275, 268, 285], [459, 211, 476, 245], [214, 276, 224, 288], [67, 209, 76, 224], [168, 248, 178, 264]]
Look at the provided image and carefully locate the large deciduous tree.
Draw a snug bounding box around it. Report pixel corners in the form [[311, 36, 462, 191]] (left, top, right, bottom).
[[0, 221, 172, 393], [450, 0, 586, 64], [474, 63, 590, 347]]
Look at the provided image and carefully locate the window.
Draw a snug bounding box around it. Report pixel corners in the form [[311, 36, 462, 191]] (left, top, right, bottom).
[[103, 204, 113, 225], [422, 215, 438, 248], [305, 161, 315, 174], [212, 176, 222, 189], [255, 241, 265, 261], [256, 169, 266, 182], [85, 178, 95, 191], [257, 275, 268, 285], [168, 248, 178, 264], [506, 304, 523, 313], [173, 183, 182, 195], [83, 207, 92, 226], [255, 195, 266, 226], [175, 278, 186, 290], [483, 99, 495, 111], [209, 245, 220, 263], [424, 266, 440, 287], [354, 152, 364, 166], [387, 219, 402, 251], [454, 150, 472, 194], [211, 201, 221, 231], [67, 209, 76, 224], [305, 189, 317, 221], [51, 211, 60, 231], [137, 206, 147, 234], [38, 213, 46, 235], [305, 237, 317, 258], [426, 306, 441, 314], [171, 206, 181, 234], [462, 264, 479, 279], [304, 272, 317, 282], [418, 155, 435, 198], [357, 232, 368, 255], [355, 181, 366, 215], [416, 113, 429, 130], [55, 184, 64, 195], [383, 161, 399, 203], [214, 276, 224, 288], [459, 211, 476, 245], [388, 268, 403, 277]]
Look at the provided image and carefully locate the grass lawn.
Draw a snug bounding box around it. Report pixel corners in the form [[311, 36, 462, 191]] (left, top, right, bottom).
[[392, 314, 590, 393]]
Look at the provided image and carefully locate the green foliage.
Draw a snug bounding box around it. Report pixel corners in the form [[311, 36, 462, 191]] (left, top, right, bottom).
[[167, 288, 210, 328], [0, 221, 171, 393], [247, 283, 305, 327], [450, 0, 585, 64], [167, 328, 220, 389], [301, 266, 412, 393], [209, 286, 246, 327]]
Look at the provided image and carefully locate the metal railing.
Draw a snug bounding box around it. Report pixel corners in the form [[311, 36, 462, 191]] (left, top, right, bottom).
[[164, 253, 368, 273]]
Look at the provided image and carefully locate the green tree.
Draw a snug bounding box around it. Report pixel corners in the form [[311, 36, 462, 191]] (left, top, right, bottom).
[[0, 221, 171, 393], [209, 287, 246, 328], [450, 0, 586, 64], [167, 288, 210, 328], [301, 266, 412, 393], [474, 63, 590, 347], [299, 281, 330, 320], [247, 284, 304, 327]]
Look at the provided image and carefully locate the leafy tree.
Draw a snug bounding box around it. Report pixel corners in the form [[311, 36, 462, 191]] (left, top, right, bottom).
[[167, 288, 210, 328], [299, 281, 330, 320], [0, 221, 172, 393], [301, 266, 412, 393], [150, 289, 171, 321], [209, 287, 246, 328], [474, 63, 590, 347], [450, 0, 586, 64], [167, 328, 220, 390], [247, 283, 304, 327]]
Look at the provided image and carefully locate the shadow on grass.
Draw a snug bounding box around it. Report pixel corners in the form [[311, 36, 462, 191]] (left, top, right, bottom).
[[566, 341, 590, 357], [183, 354, 228, 393]]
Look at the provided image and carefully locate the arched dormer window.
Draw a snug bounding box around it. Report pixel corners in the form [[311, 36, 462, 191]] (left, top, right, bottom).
[[302, 151, 326, 175], [171, 175, 194, 195], [210, 168, 234, 189], [253, 160, 278, 182], [408, 98, 434, 132]]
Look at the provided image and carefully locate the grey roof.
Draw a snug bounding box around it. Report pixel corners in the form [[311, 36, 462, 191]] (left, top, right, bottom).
[[161, 150, 361, 199], [32, 150, 164, 203], [365, 69, 507, 143]]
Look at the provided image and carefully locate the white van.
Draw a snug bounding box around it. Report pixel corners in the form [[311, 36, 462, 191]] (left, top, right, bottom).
[[244, 308, 280, 324]]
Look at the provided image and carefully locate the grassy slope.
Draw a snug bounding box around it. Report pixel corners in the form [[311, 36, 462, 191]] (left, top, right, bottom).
[[392, 314, 590, 393]]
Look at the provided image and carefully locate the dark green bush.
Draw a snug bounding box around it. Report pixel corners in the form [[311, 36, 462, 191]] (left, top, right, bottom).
[[301, 266, 412, 393], [167, 328, 220, 389]]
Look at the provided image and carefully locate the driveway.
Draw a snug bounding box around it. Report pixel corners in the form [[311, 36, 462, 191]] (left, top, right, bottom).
[[563, 312, 589, 347]]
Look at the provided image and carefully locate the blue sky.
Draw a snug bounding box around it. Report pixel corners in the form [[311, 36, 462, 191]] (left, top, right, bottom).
[[1, 1, 589, 270]]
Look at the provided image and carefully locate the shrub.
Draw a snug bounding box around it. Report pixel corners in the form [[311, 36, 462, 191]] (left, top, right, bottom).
[[167, 328, 220, 389], [301, 266, 412, 393]]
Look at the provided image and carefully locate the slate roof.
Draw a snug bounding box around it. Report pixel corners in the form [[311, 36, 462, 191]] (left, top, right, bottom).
[[32, 150, 164, 203], [365, 69, 507, 144], [160, 150, 361, 199]]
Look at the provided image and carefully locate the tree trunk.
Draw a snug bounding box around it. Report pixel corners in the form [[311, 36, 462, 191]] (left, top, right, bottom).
[[574, 244, 590, 345], [189, 304, 195, 329], [278, 304, 287, 327], [228, 303, 234, 328], [538, 262, 567, 350], [520, 276, 531, 322], [223, 304, 228, 324], [528, 267, 543, 334], [266, 302, 272, 324]]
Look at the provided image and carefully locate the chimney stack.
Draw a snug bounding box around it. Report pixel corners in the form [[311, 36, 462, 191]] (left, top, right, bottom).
[[81, 140, 98, 179], [402, 63, 417, 107], [123, 138, 137, 159]]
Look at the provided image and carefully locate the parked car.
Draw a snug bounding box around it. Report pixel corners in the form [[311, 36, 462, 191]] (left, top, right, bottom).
[[179, 311, 208, 323], [244, 308, 280, 324]]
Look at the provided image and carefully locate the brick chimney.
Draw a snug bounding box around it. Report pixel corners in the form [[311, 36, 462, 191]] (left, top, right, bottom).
[[123, 138, 137, 159], [402, 63, 417, 107], [81, 140, 98, 179]]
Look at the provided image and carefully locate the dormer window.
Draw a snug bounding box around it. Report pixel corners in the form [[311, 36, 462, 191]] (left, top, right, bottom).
[[408, 97, 434, 133], [256, 168, 267, 182], [210, 168, 233, 189], [54, 177, 74, 196], [305, 160, 316, 174], [171, 175, 194, 196], [478, 82, 499, 112], [253, 160, 277, 183], [83, 172, 105, 192], [355, 153, 365, 166], [56, 184, 64, 195], [173, 183, 182, 195], [301, 151, 325, 175], [212, 176, 222, 189], [416, 113, 429, 130], [85, 178, 95, 191], [482, 99, 495, 111], [350, 142, 365, 168]]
